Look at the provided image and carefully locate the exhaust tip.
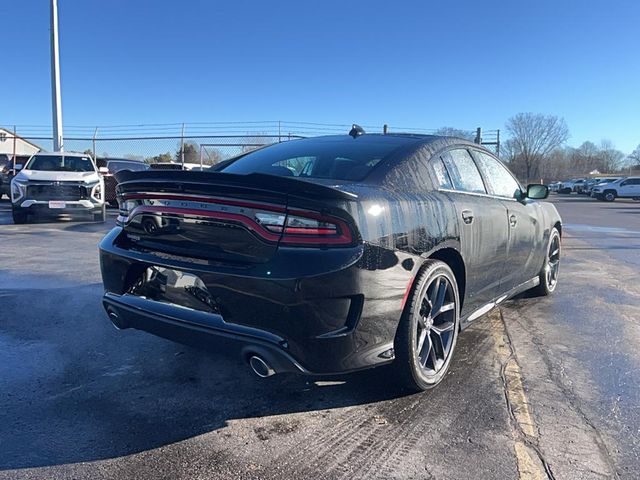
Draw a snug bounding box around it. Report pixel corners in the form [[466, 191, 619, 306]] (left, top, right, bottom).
[[249, 355, 275, 378], [106, 307, 128, 330]]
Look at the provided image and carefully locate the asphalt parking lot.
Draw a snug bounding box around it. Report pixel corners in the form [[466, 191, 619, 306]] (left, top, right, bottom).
[[1, 195, 639, 480]]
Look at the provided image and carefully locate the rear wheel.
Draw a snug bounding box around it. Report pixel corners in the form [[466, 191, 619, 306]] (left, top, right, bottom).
[[393, 260, 460, 392], [12, 208, 28, 224], [531, 227, 560, 296]]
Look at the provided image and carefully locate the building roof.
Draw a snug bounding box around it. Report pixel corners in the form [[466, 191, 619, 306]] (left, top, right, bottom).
[[0, 127, 43, 151]]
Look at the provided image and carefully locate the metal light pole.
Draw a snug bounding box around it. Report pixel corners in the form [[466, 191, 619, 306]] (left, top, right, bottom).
[[50, 0, 64, 151]]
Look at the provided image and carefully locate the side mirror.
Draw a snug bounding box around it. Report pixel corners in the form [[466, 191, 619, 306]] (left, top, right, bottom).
[[98, 167, 109, 174], [526, 184, 549, 200], [14, 164, 23, 171]]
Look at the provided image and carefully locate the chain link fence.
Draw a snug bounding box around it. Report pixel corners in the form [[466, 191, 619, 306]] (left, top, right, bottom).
[[1, 122, 501, 166]]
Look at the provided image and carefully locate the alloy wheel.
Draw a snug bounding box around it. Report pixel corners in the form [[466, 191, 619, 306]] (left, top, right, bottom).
[[545, 232, 560, 291], [415, 275, 457, 377]]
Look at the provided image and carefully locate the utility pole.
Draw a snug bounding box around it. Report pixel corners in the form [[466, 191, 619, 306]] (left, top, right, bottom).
[[50, 0, 64, 151]]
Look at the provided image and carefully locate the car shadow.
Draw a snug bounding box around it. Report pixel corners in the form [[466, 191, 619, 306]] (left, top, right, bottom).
[[5, 284, 475, 470]]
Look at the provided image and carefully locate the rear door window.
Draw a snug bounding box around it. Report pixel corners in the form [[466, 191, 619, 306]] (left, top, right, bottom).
[[441, 149, 486, 194]]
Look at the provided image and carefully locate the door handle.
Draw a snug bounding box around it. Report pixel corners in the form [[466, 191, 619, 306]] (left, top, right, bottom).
[[461, 210, 474, 224], [509, 214, 517, 227]]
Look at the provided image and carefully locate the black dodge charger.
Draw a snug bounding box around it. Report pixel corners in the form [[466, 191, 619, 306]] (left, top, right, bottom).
[[99, 132, 561, 391]]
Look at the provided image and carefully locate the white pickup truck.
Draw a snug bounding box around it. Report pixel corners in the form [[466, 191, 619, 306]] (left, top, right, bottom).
[[591, 177, 640, 202], [10, 151, 106, 224]]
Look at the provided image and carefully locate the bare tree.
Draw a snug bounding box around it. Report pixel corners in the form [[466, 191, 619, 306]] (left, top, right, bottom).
[[433, 127, 474, 141], [200, 147, 223, 165], [241, 133, 276, 153], [598, 140, 624, 172], [505, 113, 570, 181], [626, 144, 640, 170]]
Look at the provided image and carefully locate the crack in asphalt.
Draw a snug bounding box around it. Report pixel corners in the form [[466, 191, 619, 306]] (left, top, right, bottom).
[[505, 308, 622, 480], [496, 309, 556, 480]]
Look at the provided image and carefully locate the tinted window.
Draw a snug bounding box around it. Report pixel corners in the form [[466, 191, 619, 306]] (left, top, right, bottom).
[[108, 160, 148, 173], [622, 178, 640, 185], [431, 157, 453, 189], [221, 138, 407, 181], [473, 151, 521, 198], [26, 155, 95, 172], [441, 149, 486, 194]]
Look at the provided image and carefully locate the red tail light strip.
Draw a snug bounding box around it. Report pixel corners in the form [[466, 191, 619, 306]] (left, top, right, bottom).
[[123, 197, 355, 246]]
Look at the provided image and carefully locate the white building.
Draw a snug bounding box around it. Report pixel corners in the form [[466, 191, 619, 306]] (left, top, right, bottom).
[[0, 127, 41, 157]]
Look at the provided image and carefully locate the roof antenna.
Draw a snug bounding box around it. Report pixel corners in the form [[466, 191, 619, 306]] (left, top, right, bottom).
[[349, 124, 365, 138]]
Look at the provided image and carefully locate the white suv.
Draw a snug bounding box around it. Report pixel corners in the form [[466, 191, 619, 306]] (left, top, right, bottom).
[[10, 151, 106, 224], [592, 177, 640, 202]]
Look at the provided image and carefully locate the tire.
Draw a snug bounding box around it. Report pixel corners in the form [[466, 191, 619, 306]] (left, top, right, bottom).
[[603, 190, 616, 202], [393, 260, 460, 392], [93, 205, 106, 223], [531, 227, 561, 296], [12, 208, 28, 224]]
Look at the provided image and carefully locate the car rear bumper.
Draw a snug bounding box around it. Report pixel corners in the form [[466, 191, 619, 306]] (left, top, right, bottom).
[[103, 291, 309, 375], [99, 227, 413, 375]]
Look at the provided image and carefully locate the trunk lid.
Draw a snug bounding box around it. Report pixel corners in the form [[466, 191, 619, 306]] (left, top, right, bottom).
[[115, 170, 357, 264]]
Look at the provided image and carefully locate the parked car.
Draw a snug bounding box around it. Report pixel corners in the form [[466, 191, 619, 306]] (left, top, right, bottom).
[[149, 162, 207, 171], [0, 154, 31, 199], [149, 162, 184, 170], [558, 179, 579, 194], [99, 133, 561, 392], [587, 177, 621, 197], [548, 181, 562, 193], [97, 158, 149, 207], [11, 151, 106, 223], [592, 177, 640, 201], [581, 178, 599, 195], [572, 178, 587, 193]]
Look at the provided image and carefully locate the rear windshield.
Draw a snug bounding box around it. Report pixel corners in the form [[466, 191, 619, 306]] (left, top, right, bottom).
[[108, 160, 148, 173], [220, 138, 406, 181], [26, 155, 95, 172]]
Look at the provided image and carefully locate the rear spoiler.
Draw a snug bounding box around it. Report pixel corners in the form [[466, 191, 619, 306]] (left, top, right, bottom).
[[114, 170, 358, 201]]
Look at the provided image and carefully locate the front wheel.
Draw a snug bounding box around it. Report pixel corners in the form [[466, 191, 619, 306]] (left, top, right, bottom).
[[531, 227, 561, 296], [603, 190, 616, 202], [393, 260, 460, 392], [93, 205, 106, 223], [12, 208, 28, 224]]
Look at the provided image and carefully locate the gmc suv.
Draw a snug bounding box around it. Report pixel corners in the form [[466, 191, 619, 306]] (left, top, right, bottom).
[[10, 151, 106, 223]]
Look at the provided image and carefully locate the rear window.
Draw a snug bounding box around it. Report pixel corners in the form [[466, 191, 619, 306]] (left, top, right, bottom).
[[220, 138, 406, 181], [108, 160, 148, 173], [26, 155, 95, 172]]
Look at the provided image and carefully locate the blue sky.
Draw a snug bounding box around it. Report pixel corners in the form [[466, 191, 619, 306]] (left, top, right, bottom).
[[2, 0, 639, 153]]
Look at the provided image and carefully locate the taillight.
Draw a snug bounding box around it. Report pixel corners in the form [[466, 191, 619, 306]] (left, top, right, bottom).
[[255, 209, 353, 245], [280, 209, 353, 245], [119, 194, 355, 246]]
